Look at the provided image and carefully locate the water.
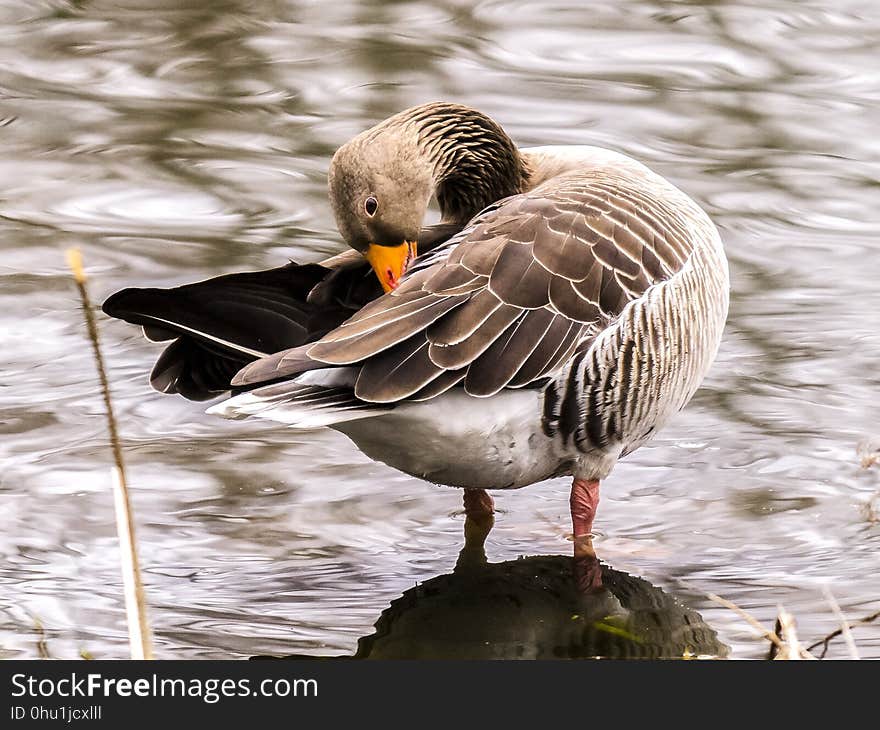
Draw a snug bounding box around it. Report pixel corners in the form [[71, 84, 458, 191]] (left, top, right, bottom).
[[2, 0, 879, 660]]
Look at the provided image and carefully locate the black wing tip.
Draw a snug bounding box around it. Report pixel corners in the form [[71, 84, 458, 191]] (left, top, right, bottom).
[[101, 285, 170, 323], [101, 286, 138, 318], [149, 338, 248, 401]]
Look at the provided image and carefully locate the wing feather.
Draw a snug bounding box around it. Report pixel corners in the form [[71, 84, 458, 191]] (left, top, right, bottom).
[[508, 318, 584, 387], [487, 241, 552, 309], [232, 172, 695, 404], [308, 296, 464, 364], [428, 304, 521, 370], [407, 368, 466, 401], [464, 308, 555, 396], [426, 288, 503, 346], [354, 336, 445, 402]]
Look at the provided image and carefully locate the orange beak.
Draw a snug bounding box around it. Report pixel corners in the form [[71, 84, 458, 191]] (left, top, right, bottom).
[[364, 240, 417, 293]]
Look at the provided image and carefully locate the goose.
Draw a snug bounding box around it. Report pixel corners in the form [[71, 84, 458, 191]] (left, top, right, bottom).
[[103, 102, 730, 547]]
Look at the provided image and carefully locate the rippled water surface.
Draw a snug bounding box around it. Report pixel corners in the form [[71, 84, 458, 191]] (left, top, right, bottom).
[[3, 0, 880, 659]]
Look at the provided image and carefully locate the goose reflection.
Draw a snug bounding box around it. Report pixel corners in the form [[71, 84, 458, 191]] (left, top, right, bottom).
[[264, 509, 728, 660]]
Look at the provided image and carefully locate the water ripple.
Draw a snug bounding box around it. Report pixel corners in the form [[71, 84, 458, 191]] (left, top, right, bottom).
[[2, 0, 880, 659]]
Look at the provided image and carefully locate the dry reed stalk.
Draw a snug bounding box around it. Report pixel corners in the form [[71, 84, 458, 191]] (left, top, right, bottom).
[[707, 592, 784, 650], [822, 588, 859, 660], [707, 592, 817, 659], [66, 248, 153, 660], [772, 606, 815, 660]]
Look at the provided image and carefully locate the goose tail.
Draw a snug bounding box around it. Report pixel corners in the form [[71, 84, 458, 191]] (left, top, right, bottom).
[[207, 381, 393, 429]]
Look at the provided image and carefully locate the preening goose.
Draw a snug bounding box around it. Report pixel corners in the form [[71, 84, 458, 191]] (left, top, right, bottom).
[[104, 102, 729, 546]]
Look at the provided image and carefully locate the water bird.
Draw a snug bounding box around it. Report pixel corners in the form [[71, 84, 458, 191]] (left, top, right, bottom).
[[103, 102, 729, 545]]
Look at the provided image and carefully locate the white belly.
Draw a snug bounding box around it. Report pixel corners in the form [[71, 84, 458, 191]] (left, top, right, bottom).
[[333, 389, 567, 489]]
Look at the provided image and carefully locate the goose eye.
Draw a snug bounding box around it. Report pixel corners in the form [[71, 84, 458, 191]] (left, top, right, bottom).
[[364, 196, 379, 217]]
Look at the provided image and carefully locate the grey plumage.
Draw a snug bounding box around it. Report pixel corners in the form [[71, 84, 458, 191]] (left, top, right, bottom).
[[220, 104, 729, 488]]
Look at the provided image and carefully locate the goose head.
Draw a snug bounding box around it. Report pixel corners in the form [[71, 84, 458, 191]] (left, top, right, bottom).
[[328, 102, 529, 292]]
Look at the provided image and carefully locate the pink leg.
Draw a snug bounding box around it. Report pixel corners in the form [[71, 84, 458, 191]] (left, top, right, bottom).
[[570, 479, 602, 592], [570, 478, 600, 552], [463, 488, 495, 520]]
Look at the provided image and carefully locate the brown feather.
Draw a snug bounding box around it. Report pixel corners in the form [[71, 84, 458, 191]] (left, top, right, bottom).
[[615, 268, 652, 300], [487, 241, 551, 309], [428, 303, 521, 369], [485, 210, 540, 244], [610, 218, 649, 265], [331, 286, 432, 326], [593, 234, 642, 278], [508, 317, 581, 387], [354, 335, 445, 403], [231, 344, 325, 387], [423, 264, 485, 295], [548, 275, 602, 323], [531, 213, 593, 280], [309, 296, 463, 364], [570, 259, 604, 305], [640, 239, 668, 281], [320, 290, 444, 342], [616, 195, 688, 269], [541, 325, 585, 377], [408, 368, 466, 401], [598, 267, 628, 316], [427, 288, 502, 346], [464, 308, 555, 396], [458, 234, 507, 276]]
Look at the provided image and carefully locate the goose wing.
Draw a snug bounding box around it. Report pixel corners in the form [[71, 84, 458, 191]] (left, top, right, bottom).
[[233, 174, 694, 403], [102, 224, 462, 400], [102, 262, 354, 400]]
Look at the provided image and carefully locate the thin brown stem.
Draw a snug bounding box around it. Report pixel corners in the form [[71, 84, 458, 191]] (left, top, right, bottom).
[[67, 249, 153, 660], [806, 609, 880, 659], [706, 592, 785, 649]]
